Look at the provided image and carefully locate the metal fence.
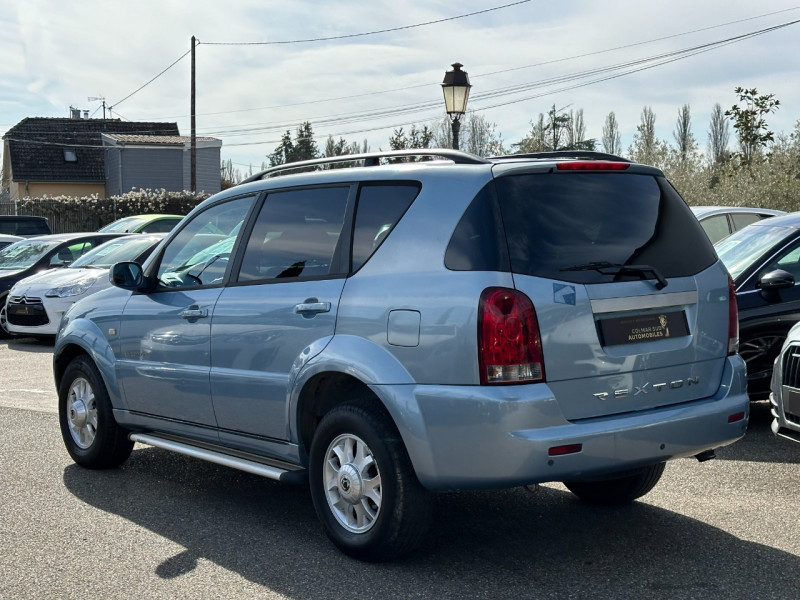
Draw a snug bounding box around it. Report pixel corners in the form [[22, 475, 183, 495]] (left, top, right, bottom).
[[0, 198, 106, 233]]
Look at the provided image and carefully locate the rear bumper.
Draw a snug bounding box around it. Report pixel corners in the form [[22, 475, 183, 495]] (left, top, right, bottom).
[[381, 355, 749, 491]]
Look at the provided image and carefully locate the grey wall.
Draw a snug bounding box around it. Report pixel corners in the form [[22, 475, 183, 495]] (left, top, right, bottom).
[[182, 146, 221, 194], [105, 144, 221, 196], [121, 148, 183, 193]]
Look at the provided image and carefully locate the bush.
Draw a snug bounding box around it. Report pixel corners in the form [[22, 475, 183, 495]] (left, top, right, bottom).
[[8, 189, 209, 233]]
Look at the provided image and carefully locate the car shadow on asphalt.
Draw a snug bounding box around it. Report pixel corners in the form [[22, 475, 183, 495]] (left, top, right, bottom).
[[62, 442, 799, 600]]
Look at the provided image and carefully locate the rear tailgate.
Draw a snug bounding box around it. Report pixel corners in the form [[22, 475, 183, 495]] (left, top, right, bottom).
[[493, 164, 728, 420], [513, 267, 729, 420]]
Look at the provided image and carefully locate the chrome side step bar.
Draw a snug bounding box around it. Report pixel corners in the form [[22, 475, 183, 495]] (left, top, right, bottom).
[[129, 433, 307, 484]]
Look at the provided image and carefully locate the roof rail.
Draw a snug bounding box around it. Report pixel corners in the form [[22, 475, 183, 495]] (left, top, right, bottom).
[[241, 148, 490, 183], [489, 151, 633, 163]]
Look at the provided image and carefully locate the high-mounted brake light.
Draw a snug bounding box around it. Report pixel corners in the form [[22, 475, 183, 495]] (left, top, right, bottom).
[[556, 161, 630, 171], [727, 275, 739, 355], [478, 287, 544, 385]]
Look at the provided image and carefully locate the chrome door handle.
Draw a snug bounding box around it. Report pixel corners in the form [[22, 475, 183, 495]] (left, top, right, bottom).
[[294, 302, 331, 314], [180, 307, 208, 319]]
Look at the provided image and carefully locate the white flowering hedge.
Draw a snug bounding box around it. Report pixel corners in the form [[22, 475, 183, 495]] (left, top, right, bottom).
[[9, 188, 209, 233]]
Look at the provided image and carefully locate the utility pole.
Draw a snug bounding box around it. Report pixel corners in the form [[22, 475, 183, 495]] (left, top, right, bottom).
[[191, 35, 197, 193]]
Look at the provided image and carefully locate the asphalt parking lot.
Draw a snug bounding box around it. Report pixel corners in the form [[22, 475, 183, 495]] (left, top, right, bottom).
[[1, 336, 799, 599]]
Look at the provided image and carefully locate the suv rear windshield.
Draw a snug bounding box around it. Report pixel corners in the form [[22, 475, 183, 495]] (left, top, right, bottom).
[[493, 172, 716, 284]]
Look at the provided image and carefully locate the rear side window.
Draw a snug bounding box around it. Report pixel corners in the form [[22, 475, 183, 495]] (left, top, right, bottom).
[[351, 183, 419, 271], [495, 172, 717, 284], [445, 182, 510, 272]]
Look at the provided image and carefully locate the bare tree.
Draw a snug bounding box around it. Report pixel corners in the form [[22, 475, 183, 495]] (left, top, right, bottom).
[[707, 103, 730, 168], [673, 104, 697, 163], [513, 114, 549, 153], [629, 106, 659, 165], [432, 111, 505, 156], [602, 112, 622, 155]]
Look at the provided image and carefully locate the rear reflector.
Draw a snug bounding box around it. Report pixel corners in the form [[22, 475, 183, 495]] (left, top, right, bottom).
[[548, 444, 583, 456], [728, 412, 746, 423], [556, 161, 630, 171]]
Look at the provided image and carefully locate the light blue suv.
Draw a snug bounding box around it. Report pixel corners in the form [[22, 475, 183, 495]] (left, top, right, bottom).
[[54, 149, 749, 561]]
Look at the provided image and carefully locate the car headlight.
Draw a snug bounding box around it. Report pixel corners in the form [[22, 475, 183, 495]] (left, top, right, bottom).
[[45, 278, 97, 298]]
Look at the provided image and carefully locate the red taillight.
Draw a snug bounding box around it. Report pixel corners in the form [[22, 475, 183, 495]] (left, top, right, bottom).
[[556, 161, 630, 171], [478, 287, 544, 384], [727, 275, 739, 355]]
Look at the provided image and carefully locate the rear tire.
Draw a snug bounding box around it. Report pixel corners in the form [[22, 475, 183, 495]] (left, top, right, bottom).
[[563, 462, 666, 505], [58, 355, 133, 469], [308, 399, 434, 561]]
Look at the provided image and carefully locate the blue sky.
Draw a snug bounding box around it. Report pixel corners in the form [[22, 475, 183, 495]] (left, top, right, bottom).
[[1, 0, 799, 174]]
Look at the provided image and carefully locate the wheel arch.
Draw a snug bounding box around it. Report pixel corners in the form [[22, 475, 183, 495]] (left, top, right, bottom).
[[54, 319, 125, 409], [291, 335, 430, 476]]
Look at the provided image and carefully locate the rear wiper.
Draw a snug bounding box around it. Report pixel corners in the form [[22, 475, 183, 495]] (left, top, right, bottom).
[[561, 261, 668, 290]]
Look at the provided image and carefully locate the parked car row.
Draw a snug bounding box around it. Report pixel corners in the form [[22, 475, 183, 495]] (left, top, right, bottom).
[[0, 214, 182, 339]]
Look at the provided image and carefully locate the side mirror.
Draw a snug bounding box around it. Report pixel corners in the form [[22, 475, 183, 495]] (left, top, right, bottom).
[[759, 269, 795, 291], [110, 261, 145, 290]]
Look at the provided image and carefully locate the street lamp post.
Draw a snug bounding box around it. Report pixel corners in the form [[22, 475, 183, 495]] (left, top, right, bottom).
[[441, 62, 471, 150]]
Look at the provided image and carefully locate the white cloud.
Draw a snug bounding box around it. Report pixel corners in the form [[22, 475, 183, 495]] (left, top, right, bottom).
[[1, 0, 799, 170]]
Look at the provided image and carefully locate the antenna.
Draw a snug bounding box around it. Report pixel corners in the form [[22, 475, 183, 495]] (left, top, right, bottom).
[[88, 96, 106, 119]]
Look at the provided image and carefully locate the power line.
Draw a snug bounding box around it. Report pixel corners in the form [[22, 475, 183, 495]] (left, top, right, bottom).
[[110, 49, 191, 109], [200, 1, 531, 45], [197, 19, 799, 140], [210, 18, 800, 148], [152, 6, 800, 121]]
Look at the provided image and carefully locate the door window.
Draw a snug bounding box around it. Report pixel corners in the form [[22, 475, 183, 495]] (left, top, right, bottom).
[[156, 196, 254, 288], [237, 186, 349, 281]]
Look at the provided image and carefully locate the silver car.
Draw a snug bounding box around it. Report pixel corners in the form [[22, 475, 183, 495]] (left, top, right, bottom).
[[54, 149, 749, 561], [769, 321, 800, 444]]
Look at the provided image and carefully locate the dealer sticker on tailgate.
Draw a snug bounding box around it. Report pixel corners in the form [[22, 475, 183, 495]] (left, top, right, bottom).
[[598, 310, 689, 346]]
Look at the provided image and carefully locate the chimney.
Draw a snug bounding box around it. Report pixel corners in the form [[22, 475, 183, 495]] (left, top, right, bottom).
[[70, 106, 80, 119], [83, 110, 89, 119]]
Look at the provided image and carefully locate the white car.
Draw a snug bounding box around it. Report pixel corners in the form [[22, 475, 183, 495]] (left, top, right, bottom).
[[5, 234, 164, 337], [0, 234, 23, 250]]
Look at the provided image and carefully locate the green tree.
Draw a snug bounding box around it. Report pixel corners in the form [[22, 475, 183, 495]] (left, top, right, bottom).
[[388, 125, 433, 161], [725, 87, 780, 166], [267, 121, 319, 166]]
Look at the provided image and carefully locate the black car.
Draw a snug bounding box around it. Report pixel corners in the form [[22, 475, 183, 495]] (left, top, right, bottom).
[[0, 215, 52, 237], [0, 232, 128, 337], [716, 211, 800, 398]]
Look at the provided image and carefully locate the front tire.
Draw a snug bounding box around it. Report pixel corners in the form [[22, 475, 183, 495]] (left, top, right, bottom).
[[563, 462, 666, 505], [309, 400, 434, 561], [58, 355, 133, 469]]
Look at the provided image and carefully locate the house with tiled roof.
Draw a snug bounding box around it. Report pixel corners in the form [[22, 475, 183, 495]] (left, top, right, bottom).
[[2, 116, 221, 200]]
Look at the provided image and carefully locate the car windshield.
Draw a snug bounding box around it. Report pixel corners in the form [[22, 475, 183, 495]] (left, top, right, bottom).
[[715, 224, 795, 280], [99, 216, 147, 232], [0, 239, 60, 270], [71, 236, 160, 269]]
